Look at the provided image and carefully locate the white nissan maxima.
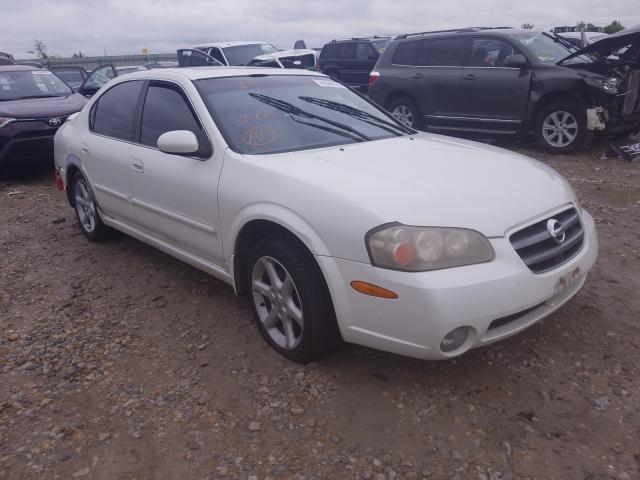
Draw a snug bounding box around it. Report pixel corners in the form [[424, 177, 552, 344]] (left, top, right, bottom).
[[54, 67, 598, 363]]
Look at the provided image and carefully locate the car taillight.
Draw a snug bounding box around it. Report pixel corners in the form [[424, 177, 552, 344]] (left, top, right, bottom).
[[54, 170, 64, 191], [369, 71, 380, 85]]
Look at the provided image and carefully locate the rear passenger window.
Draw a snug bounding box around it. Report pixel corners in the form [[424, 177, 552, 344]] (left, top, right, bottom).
[[340, 43, 357, 59], [426, 38, 466, 66], [356, 43, 375, 60], [92, 80, 143, 141], [321, 43, 340, 58], [140, 83, 210, 156], [392, 41, 424, 65]]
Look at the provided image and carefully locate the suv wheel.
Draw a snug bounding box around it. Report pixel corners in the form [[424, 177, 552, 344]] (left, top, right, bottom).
[[535, 101, 587, 153], [246, 236, 341, 363], [388, 97, 423, 129], [72, 171, 111, 241]]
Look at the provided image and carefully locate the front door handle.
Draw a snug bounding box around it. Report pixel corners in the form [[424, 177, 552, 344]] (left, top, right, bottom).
[[132, 158, 144, 173], [464, 74, 477, 80], [411, 73, 424, 80]]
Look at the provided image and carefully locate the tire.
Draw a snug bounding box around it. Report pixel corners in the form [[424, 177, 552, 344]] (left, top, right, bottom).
[[388, 96, 423, 130], [71, 171, 112, 242], [535, 101, 587, 154], [245, 236, 341, 363]]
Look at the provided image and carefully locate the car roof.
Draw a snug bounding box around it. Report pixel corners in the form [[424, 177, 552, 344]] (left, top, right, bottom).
[[395, 27, 538, 40], [0, 64, 44, 72], [195, 41, 275, 48], [328, 36, 390, 43], [117, 66, 323, 81]]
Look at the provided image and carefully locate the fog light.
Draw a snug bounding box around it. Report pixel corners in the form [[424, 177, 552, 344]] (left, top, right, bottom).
[[440, 327, 471, 353]]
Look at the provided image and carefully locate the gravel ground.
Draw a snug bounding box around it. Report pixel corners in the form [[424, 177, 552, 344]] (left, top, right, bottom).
[[1, 139, 639, 480]]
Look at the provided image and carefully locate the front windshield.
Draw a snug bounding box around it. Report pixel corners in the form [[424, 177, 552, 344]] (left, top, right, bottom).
[[222, 44, 279, 66], [508, 32, 593, 64], [197, 75, 408, 154], [0, 69, 72, 100]]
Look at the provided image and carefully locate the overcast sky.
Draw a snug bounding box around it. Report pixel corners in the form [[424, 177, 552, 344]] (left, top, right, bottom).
[[2, 0, 639, 58]]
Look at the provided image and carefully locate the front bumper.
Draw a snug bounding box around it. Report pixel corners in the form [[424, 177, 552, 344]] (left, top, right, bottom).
[[0, 120, 60, 168], [316, 209, 598, 360]]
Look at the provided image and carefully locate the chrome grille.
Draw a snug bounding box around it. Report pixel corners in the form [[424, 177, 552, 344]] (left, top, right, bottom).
[[510, 208, 584, 273]]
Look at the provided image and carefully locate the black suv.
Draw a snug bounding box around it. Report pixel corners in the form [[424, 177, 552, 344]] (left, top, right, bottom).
[[319, 36, 391, 88], [368, 27, 640, 152]]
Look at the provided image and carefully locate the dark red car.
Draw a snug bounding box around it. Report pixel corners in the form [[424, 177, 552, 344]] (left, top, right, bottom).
[[0, 65, 87, 170]]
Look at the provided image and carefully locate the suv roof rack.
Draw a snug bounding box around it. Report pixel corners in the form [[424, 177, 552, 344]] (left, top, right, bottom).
[[330, 35, 389, 42], [396, 26, 512, 39]]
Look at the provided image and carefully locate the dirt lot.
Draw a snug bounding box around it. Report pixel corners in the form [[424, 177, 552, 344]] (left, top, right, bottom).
[[1, 139, 639, 480]]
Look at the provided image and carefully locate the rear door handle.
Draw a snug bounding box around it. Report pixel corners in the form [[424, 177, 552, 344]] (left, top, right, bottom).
[[80, 143, 89, 155], [132, 158, 144, 173], [464, 74, 477, 80], [411, 73, 424, 80]]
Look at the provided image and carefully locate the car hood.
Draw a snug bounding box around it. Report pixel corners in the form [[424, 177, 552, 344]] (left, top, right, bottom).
[[262, 134, 575, 237], [0, 93, 87, 118], [558, 25, 640, 64]]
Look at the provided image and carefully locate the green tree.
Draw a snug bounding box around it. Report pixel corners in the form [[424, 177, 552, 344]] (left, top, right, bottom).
[[604, 20, 624, 34], [521, 22, 535, 29]]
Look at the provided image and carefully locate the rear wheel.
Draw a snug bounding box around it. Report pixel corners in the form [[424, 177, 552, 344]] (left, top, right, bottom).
[[246, 237, 341, 363], [388, 97, 423, 130], [535, 101, 587, 154], [72, 172, 112, 241]]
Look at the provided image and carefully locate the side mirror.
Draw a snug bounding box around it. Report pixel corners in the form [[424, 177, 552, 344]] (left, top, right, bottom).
[[503, 54, 528, 68], [157, 130, 199, 155]]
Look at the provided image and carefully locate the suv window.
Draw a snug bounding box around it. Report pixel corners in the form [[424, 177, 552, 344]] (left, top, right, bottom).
[[92, 80, 143, 141], [356, 43, 375, 60], [321, 43, 340, 58], [426, 38, 466, 66], [392, 40, 425, 65], [470, 38, 521, 67], [140, 82, 210, 156], [340, 43, 357, 59]]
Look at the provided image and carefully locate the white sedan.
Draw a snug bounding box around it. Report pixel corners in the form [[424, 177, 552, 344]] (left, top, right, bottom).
[[54, 67, 598, 363]]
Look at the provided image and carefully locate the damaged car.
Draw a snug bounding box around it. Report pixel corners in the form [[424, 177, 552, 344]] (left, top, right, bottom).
[[245, 49, 318, 70], [368, 26, 640, 153]]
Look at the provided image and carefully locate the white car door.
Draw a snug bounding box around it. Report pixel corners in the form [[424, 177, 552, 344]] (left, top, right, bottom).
[[127, 80, 224, 264], [83, 80, 144, 225]]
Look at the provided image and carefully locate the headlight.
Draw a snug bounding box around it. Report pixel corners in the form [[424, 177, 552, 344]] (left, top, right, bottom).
[[585, 76, 620, 94], [0, 117, 17, 128], [366, 224, 495, 272]]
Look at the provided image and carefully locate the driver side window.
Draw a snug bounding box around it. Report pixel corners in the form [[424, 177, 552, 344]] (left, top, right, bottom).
[[139, 82, 212, 157]]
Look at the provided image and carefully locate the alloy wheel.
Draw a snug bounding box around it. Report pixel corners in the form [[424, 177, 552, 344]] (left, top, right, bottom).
[[542, 111, 578, 148], [251, 256, 304, 350], [74, 178, 96, 233], [392, 104, 414, 127]]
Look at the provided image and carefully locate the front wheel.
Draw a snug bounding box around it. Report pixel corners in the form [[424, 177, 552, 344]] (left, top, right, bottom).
[[535, 101, 587, 154], [246, 237, 341, 363]]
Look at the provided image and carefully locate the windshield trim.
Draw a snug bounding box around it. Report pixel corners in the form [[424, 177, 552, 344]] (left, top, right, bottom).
[[194, 74, 412, 156]]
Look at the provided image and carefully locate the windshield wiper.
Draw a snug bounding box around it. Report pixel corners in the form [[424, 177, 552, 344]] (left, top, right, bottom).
[[248, 93, 370, 142], [298, 96, 413, 135]]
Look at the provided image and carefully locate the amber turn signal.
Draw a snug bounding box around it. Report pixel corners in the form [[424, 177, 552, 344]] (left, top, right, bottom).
[[350, 281, 398, 299]]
